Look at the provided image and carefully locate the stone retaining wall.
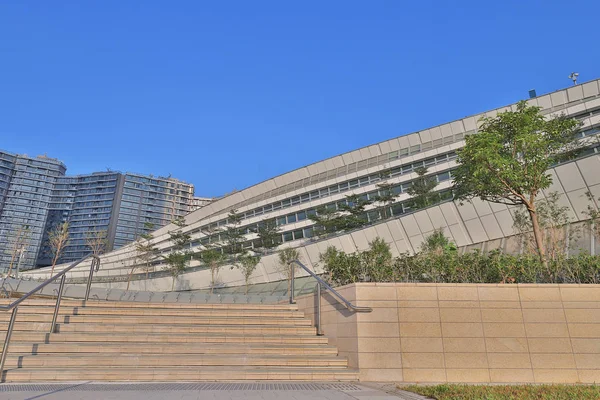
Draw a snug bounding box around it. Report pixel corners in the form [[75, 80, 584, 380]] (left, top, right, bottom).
[[294, 282, 600, 383]]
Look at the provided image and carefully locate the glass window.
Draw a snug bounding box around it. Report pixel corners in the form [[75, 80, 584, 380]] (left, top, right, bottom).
[[425, 158, 436, 167], [391, 204, 404, 216], [283, 231, 293, 242], [399, 148, 409, 157], [349, 179, 359, 188], [437, 171, 451, 182], [287, 214, 297, 223], [388, 151, 399, 160], [303, 226, 314, 238], [281, 199, 291, 208], [272, 203, 282, 211], [338, 182, 349, 192], [276, 216, 286, 226], [291, 196, 300, 205], [293, 229, 304, 240], [297, 211, 307, 221], [359, 177, 370, 185], [310, 191, 320, 200], [300, 194, 310, 203], [402, 165, 413, 174], [306, 209, 316, 218], [329, 185, 339, 194]]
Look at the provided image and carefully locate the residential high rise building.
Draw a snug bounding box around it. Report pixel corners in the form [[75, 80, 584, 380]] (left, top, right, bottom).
[[0, 151, 67, 272], [0, 151, 198, 272], [191, 196, 213, 211]]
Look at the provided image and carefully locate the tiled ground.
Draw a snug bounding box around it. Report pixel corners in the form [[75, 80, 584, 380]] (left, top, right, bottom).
[[0, 382, 416, 400]]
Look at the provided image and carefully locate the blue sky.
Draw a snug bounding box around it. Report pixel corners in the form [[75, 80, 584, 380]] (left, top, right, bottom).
[[1, 1, 598, 197]]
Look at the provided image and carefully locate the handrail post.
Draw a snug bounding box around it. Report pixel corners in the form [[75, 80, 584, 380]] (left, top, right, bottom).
[[289, 262, 295, 304], [0, 306, 19, 379], [316, 281, 323, 336], [85, 257, 97, 301], [50, 275, 66, 333]]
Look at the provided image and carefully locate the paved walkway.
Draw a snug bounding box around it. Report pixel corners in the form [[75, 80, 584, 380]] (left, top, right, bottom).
[[0, 382, 425, 400]]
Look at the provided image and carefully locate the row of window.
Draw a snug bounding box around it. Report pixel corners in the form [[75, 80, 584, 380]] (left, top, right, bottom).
[[201, 151, 457, 233]]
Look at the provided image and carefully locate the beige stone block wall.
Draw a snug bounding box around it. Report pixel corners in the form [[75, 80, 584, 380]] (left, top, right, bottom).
[[294, 282, 600, 383]]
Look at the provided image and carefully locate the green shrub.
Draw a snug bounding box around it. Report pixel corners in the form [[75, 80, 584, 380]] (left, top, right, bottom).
[[320, 238, 600, 285]]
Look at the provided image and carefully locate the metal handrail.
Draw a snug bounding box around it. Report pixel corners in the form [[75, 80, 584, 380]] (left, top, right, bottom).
[[0, 253, 100, 378], [288, 259, 371, 336]]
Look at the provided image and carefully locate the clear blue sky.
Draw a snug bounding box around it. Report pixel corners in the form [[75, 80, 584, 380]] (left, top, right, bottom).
[[1, 1, 598, 197]]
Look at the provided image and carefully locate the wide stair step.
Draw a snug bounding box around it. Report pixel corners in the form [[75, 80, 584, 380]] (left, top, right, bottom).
[[0, 297, 357, 382]]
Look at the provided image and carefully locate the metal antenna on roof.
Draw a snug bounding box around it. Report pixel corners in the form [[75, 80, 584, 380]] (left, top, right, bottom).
[[568, 72, 579, 85]]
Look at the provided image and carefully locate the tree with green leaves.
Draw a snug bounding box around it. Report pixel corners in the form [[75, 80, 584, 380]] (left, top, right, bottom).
[[309, 205, 341, 237], [257, 218, 281, 251], [583, 191, 600, 241], [237, 253, 260, 294], [131, 222, 159, 289], [198, 248, 225, 293], [163, 216, 192, 290], [224, 209, 245, 257], [277, 247, 300, 296], [337, 194, 371, 231], [48, 221, 70, 277], [420, 228, 457, 255], [372, 172, 398, 220], [453, 101, 581, 266], [406, 167, 439, 210]]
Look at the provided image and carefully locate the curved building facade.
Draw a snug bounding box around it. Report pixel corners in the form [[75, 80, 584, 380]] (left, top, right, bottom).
[[25, 79, 600, 291]]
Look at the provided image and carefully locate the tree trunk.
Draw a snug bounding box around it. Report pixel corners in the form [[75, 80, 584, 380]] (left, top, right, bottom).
[[528, 208, 548, 268], [210, 267, 215, 294], [126, 266, 136, 291]]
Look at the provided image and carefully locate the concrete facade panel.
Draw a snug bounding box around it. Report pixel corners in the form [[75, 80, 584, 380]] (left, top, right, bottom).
[[583, 81, 600, 98], [471, 197, 494, 217], [400, 215, 422, 237], [456, 201, 479, 221], [555, 163, 586, 193], [426, 207, 449, 231], [479, 214, 504, 240], [577, 156, 600, 186], [567, 85, 584, 102], [413, 210, 435, 234], [464, 218, 489, 243], [494, 209, 517, 237], [438, 203, 460, 226]]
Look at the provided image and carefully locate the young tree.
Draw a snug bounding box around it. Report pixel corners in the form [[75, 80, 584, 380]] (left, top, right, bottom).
[[224, 209, 245, 257], [277, 247, 300, 296], [257, 218, 281, 251], [85, 228, 108, 256], [163, 216, 192, 290], [337, 194, 371, 231], [198, 248, 225, 293], [237, 253, 260, 294], [372, 172, 398, 220], [309, 205, 342, 237], [48, 221, 70, 277], [131, 222, 159, 289], [583, 191, 600, 241], [453, 101, 581, 266], [513, 192, 574, 263], [5, 225, 30, 278], [406, 167, 439, 210], [420, 228, 457, 255]]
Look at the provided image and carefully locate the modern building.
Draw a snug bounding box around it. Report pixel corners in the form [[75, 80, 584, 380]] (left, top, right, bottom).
[[191, 196, 213, 211], [0, 152, 199, 272], [0, 152, 67, 273], [36, 172, 196, 267], [26, 78, 600, 291]]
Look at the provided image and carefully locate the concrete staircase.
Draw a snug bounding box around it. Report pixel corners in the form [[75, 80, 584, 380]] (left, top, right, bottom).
[[0, 298, 357, 382]]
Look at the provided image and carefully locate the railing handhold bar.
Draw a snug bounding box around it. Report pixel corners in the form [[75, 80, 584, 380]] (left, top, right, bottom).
[[0, 254, 100, 312], [290, 260, 372, 313]]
